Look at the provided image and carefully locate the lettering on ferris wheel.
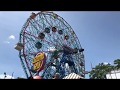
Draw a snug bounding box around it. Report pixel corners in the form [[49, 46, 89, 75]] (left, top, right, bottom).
[[32, 52, 46, 72]]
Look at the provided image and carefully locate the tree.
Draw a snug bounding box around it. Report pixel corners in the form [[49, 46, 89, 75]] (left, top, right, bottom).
[[89, 63, 113, 79], [4, 72, 7, 79], [89, 59, 120, 79], [114, 59, 120, 70], [105, 64, 113, 79], [112, 66, 117, 79]]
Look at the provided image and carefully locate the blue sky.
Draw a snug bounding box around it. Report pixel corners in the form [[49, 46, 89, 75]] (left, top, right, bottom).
[[0, 11, 120, 78]]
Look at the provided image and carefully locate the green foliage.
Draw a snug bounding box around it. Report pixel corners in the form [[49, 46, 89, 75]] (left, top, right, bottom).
[[89, 59, 120, 79], [89, 63, 115, 79], [114, 59, 120, 69]]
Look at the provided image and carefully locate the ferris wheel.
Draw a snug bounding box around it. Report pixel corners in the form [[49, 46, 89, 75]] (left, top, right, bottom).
[[15, 11, 85, 79]]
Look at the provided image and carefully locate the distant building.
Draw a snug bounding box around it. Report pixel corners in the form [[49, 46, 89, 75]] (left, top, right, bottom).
[[106, 70, 120, 79]]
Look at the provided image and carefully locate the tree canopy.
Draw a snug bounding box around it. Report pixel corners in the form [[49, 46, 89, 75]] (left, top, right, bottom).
[[89, 59, 120, 79]]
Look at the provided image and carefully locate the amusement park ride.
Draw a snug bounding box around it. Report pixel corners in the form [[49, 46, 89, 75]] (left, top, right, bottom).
[[15, 11, 85, 79]]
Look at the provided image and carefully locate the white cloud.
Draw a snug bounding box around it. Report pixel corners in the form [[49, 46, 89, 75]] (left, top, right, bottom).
[[103, 62, 113, 65], [103, 62, 109, 65], [8, 35, 15, 40], [0, 74, 14, 79], [3, 35, 15, 44]]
